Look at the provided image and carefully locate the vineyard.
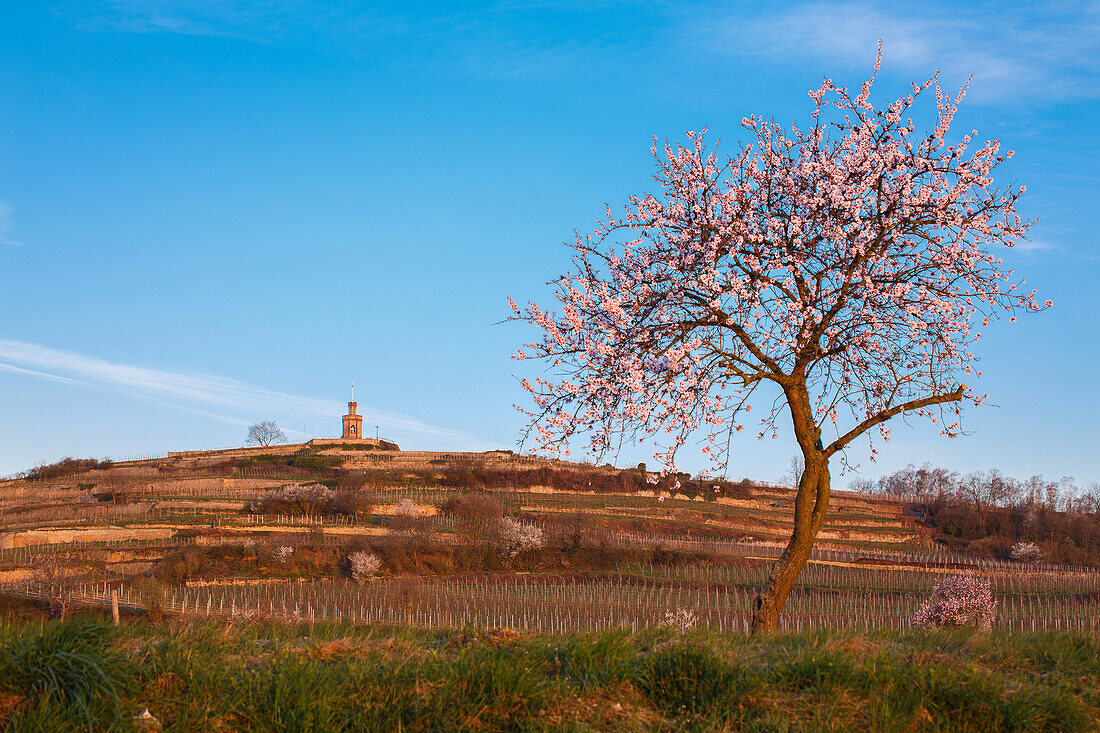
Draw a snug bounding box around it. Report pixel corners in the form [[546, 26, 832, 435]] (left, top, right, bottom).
[[1, 445, 1097, 634], [18, 557, 1092, 635]]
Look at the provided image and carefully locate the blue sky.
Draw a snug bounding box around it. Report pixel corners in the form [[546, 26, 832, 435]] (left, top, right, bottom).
[[1, 1, 1097, 486]]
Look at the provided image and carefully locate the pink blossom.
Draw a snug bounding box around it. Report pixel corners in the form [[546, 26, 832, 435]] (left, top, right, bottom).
[[508, 52, 1043, 473], [912, 573, 996, 629]]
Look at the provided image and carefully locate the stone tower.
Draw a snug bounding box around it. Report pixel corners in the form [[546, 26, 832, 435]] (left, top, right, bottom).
[[341, 401, 363, 440]]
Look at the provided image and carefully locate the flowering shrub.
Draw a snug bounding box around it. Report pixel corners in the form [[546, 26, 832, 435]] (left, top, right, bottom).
[[348, 551, 382, 582], [662, 607, 697, 632], [499, 517, 544, 556], [912, 573, 996, 629], [273, 546, 294, 562], [394, 498, 421, 516], [280, 483, 334, 502], [1010, 541, 1044, 564], [251, 483, 334, 515]]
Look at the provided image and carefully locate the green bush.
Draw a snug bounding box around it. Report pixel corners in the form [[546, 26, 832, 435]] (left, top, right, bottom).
[[288, 454, 343, 471]]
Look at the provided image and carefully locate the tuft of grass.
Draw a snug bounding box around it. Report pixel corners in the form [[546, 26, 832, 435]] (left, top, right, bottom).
[[551, 630, 638, 690], [772, 653, 859, 693], [639, 643, 757, 724], [232, 656, 348, 731], [0, 621, 129, 730], [429, 644, 550, 730]]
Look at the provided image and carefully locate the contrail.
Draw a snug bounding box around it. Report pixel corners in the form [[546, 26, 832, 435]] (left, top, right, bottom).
[[0, 338, 473, 441]]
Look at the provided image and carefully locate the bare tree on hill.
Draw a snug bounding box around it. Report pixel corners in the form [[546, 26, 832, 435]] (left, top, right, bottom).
[[246, 421, 287, 447], [782, 455, 805, 490]]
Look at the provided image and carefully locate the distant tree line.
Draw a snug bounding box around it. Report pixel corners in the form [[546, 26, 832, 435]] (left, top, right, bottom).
[[854, 464, 1100, 566], [26, 456, 114, 480]]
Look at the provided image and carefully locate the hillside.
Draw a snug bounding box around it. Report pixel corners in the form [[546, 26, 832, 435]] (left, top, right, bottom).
[[0, 444, 927, 558], [0, 445, 1097, 635]]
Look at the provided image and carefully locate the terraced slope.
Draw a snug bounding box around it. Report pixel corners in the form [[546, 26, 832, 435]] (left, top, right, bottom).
[[0, 445, 926, 560], [4, 444, 1096, 634]]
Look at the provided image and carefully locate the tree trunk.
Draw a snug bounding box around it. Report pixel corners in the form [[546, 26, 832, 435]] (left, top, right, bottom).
[[751, 462, 830, 632], [751, 385, 831, 633]]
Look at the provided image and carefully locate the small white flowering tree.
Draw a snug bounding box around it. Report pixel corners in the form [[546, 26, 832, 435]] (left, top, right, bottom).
[[499, 517, 544, 557], [1010, 541, 1043, 564], [663, 607, 698, 632], [913, 573, 996, 629], [254, 483, 335, 515], [391, 497, 433, 538], [348, 551, 382, 582]]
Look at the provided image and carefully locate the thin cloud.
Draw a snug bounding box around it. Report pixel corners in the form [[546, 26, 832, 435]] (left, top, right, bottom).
[[55, 0, 1100, 96], [58, 0, 422, 48], [0, 362, 84, 385], [57, 1, 656, 78], [0, 339, 472, 441], [739, 3, 935, 68], [0, 201, 24, 247], [1014, 239, 1056, 252], [697, 1, 1100, 103]]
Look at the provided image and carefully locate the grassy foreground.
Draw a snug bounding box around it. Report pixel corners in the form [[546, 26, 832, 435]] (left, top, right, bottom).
[[0, 616, 1095, 732]]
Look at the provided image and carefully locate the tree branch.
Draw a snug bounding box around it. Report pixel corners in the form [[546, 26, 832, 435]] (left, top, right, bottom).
[[824, 385, 965, 456]]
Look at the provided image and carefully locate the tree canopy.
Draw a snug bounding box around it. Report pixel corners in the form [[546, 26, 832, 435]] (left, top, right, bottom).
[[511, 50, 1046, 473]]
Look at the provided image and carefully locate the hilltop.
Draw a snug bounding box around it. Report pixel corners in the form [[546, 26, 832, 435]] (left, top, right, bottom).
[[0, 443, 928, 562]]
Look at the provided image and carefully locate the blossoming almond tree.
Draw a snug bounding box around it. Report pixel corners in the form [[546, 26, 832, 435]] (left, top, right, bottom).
[[509, 51, 1047, 632], [912, 573, 996, 629]]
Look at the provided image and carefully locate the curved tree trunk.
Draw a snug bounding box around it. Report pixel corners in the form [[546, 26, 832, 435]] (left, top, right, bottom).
[[751, 386, 832, 633], [750, 462, 831, 631]]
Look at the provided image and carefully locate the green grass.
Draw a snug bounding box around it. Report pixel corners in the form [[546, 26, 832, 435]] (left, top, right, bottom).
[[0, 618, 1094, 731], [0, 621, 130, 731]]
